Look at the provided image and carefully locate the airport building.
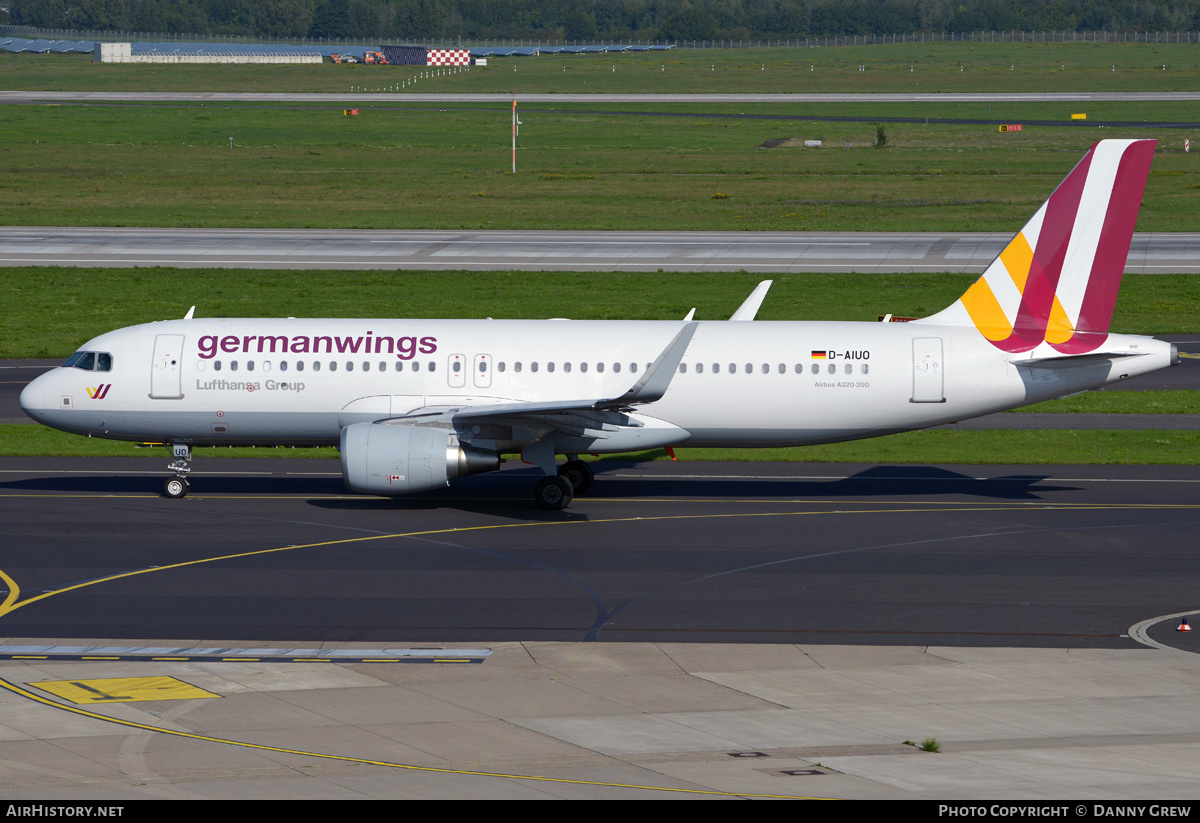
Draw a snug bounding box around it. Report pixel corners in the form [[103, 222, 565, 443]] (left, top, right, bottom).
[[93, 42, 322, 64]]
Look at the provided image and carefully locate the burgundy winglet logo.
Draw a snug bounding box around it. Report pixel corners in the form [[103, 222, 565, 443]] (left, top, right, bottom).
[[85, 384, 112, 400]]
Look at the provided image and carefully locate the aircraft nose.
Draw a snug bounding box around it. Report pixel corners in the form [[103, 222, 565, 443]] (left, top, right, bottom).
[[19, 371, 48, 419]]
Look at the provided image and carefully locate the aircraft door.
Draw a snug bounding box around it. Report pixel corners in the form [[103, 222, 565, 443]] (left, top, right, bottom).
[[473, 354, 492, 388], [150, 334, 185, 399], [911, 337, 945, 403], [448, 353, 466, 388]]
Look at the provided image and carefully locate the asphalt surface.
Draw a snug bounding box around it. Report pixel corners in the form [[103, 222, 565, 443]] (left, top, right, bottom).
[[1, 457, 1198, 648], [5, 227, 1200, 273], [3, 457, 1200, 800]]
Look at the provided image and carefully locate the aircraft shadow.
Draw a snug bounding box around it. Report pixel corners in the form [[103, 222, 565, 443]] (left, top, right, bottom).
[[0, 464, 1079, 521]]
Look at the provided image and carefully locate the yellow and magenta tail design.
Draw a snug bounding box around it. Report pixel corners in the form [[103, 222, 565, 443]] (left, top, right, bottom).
[[922, 139, 1156, 354]]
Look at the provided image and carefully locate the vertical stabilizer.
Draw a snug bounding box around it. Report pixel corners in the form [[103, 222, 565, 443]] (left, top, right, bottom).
[[917, 139, 1156, 354]]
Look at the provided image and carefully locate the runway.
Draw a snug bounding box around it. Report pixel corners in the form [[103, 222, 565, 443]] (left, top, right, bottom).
[[4, 226, 1200, 273]]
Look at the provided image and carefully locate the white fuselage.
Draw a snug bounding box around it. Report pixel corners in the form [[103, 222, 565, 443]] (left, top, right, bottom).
[[19, 317, 1174, 452]]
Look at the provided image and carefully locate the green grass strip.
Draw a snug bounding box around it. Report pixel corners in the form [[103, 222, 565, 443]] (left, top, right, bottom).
[[1013, 391, 1200, 414], [4, 424, 1199, 465], [3, 268, 1197, 358]]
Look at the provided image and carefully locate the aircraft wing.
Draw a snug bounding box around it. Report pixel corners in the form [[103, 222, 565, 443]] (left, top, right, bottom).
[[387, 321, 699, 428], [729, 280, 773, 321]]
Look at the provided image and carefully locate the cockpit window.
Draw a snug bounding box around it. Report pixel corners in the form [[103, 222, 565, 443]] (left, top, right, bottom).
[[62, 351, 113, 371], [64, 352, 95, 370]]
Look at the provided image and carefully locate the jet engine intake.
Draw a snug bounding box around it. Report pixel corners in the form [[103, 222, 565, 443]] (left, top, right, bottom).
[[340, 421, 499, 495]]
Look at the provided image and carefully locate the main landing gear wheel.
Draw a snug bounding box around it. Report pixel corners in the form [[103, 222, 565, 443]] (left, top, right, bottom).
[[164, 477, 190, 498], [557, 460, 594, 494], [534, 476, 573, 510]]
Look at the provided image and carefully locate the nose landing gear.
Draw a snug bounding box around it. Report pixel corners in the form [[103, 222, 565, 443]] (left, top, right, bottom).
[[164, 442, 192, 498]]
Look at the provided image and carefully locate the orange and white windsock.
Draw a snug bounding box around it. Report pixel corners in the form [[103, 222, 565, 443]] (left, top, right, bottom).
[[926, 139, 1156, 354]]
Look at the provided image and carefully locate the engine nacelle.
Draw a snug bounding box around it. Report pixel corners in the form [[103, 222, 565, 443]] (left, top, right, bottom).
[[340, 421, 499, 495]]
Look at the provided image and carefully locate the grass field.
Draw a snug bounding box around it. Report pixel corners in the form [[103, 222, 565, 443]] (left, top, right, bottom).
[[3, 42, 1196, 466], [1, 100, 1197, 231], [2, 268, 1197, 358], [4, 42, 1200, 94], [3, 41, 1199, 232], [4, 425, 1198, 465]]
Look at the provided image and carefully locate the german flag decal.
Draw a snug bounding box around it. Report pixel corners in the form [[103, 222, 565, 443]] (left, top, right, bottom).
[[810, 351, 827, 359]]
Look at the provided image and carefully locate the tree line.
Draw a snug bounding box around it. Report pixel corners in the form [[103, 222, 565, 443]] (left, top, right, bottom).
[[8, 0, 1200, 42]]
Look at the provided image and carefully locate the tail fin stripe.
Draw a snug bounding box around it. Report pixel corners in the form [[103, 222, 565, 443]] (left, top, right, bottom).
[[912, 138, 1155, 356], [1000, 231, 1035, 293], [1073, 141, 1155, 336], [1008, 147, 1095, 342]]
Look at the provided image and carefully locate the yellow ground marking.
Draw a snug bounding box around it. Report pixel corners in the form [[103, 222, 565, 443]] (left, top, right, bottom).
[[0, 677, 832, 800], [30, 676, 221, 704], [3, 501, 1195, 799], [2, 502, 1197, 624]]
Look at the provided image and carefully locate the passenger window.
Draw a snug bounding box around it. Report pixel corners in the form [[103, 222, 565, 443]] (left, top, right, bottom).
[[761, 363, 769, 374], [845, 364, 852, 374], [563, 362, 571, 373], [346, 362, 354, 372], [678, 363, 686, 374], [794, 364, 802, 373], [778, 364, 785, 374], [811, 363, 818, 374], [481, 361, 489, 373], [827, 363, 835, 374], [363, 360, 370, 371], [231, 361, 239, 372], [630, 363, 637, 373], [613, 362, 621, 373], [378, 362, 385, 372], [214, 361, 222, 372], [713, 363, 720, 373], [728, 363, 736, 373], [580, 362, 588, 373], [395, 361, 404, 371], [863, 364, 870, 375], [428, 361, 436, 372], [453, 361, 462, 373], [531, 362, 539, 373], [547, 362, 555, 373], [515, 362, 522, 373], [247, 360, 255, 372], [597, 363, 605, 373], [281, 361, 288, 372], [498, 362, 506, 372], [330, 362, 337, 372], [313, 361, 321, 372], [745, 363, 752, 374], [296, 361, 304, 372], [696, 363, 704, 374]]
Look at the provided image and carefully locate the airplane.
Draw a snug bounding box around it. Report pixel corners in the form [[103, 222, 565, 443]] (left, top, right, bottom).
[[20, 139, 1177, 509]]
